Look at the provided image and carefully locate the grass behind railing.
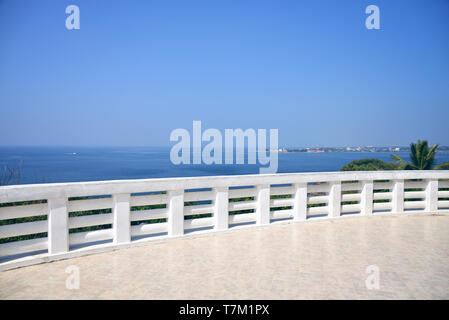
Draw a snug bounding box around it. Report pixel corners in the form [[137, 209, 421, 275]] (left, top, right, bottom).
[[0, 200, 47, 244]]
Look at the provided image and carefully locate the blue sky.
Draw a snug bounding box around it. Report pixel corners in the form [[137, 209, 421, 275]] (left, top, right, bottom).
[[0, 0, 448, 147]]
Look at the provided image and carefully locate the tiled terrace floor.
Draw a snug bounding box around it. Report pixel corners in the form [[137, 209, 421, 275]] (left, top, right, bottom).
[[1, 214, 448, 299]]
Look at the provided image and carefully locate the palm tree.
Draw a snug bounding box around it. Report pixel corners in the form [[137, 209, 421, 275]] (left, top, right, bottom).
[[391, 140, 448, 170]]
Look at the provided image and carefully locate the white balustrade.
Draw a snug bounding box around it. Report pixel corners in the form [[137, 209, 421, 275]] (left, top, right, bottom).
[[0, 170, 448, 271]]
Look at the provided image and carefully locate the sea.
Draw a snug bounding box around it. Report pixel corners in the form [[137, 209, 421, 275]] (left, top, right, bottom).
[[1, 146, 449, 185]]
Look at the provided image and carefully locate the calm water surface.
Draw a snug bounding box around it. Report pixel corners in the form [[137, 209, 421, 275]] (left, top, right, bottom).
[[1, 147, 449, 184]]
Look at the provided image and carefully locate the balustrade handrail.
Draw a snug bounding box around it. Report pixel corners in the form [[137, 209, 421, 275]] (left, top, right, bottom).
[[1, 170, 448, 203]]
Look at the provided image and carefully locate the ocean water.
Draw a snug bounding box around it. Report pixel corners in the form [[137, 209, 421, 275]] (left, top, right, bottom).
[[1, 146, 449, 185]]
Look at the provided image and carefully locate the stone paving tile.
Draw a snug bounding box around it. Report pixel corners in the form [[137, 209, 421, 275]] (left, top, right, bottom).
[[0, 215, 448, 299]]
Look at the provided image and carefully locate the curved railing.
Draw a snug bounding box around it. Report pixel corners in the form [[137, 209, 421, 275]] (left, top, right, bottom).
[[1, 170, 448, 271]]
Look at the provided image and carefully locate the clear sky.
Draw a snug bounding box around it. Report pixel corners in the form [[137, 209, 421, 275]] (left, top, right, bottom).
[[0, 0, 448, 147]]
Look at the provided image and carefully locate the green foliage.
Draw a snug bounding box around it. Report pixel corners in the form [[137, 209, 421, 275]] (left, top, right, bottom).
[[341, 140, 448, 172], [434, 162, 449, 170], [229, 196, 255, 215], [391, 140, 438, 170], [131, 202, 167, 225], [340, 159, 400, 171]]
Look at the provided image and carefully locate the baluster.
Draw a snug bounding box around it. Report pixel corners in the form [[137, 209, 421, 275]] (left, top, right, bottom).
[[360, 180, 374, 215], [113, 193, 131, 244], [48, 198, 68, 254], [214, 186, 229, 231], [168, 189, 184, 236], [425, 179, 438, 213], [293, 183, 307, 221], [392, 179, 404, 213], [328, 181, 341, 218], [256, 184, 270, 225]]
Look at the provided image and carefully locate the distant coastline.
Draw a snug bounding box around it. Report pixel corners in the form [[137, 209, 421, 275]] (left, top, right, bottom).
[[271, 146, 449, 153]]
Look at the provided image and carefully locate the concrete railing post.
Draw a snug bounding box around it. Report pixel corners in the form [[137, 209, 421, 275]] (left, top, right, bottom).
[[168, 190, 184, 236], [48, 198, 68, 255], [256, 184, 270, 225], [293, 183, 307, 221], [392, 179, 404, 213], [425, 179, 438, 213], [113, 193, 131, 244], [360, 180, 374, 215], [214, 186, 229, 231], [328, 181, 341, 218]]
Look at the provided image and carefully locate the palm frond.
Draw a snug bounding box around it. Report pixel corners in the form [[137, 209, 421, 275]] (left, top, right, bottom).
[[390, 154, 413, 169], [390, 154, 404, 162], [425, 144, 439, 169], [433, 161, 449, 170]]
